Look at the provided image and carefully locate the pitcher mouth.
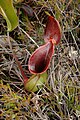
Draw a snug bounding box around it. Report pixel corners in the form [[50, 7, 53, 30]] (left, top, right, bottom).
[[28, 42, 54, 74]]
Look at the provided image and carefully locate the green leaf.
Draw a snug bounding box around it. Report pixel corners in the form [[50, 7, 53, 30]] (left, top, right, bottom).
[[0, 0, 18, 31], [24, 72, 47, 92]]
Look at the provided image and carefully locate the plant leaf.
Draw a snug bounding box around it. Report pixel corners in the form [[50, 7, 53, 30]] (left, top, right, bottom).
[[0, 0, 18, 31], [24, 72, 47, 92], [28, 41, 54, 74], [44, 16, 61, 45]]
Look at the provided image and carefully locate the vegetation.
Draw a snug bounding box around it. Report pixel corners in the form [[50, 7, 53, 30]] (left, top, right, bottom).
[[0, 0, 80, 119]]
